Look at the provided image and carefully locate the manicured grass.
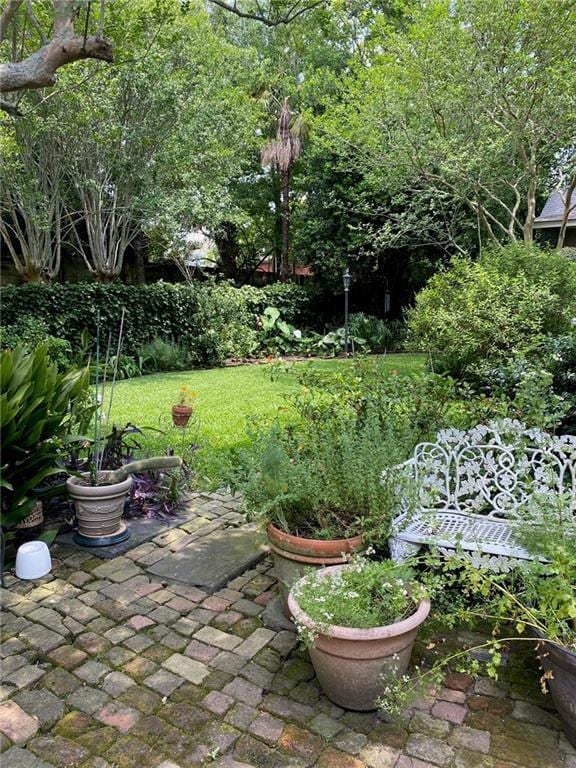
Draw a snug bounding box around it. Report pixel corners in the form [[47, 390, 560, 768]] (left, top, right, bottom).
[[109, 354, 425, 462]]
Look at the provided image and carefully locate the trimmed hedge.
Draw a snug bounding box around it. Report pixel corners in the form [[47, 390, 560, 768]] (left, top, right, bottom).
[[0, 281, 311, 365]]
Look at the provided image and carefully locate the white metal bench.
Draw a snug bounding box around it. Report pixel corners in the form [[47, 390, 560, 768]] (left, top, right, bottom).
[[389, 420, 576, 570]]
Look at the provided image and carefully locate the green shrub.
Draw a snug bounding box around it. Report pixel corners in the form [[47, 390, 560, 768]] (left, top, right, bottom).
[[228, 407, 413, 543], [348, 313, 406, 353], [0, 346, 92, 528], [407, 244, 576, 377], [293, 359, 459, 443], [469, 330, 576, 433], [0, 316, 73, 371], [0, 282, 312, 368], [138, 337, 192, 372]]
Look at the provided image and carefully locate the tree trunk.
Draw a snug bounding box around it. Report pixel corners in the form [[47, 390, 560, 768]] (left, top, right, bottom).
[[131, 235, 147, 284], [279, 167, 291, 282], [271, 170, 282, 275], [21, 268, 44, 283], [557, 175, 576, 250], [214, 221, 241, 281], [523, 175, 537, 243]]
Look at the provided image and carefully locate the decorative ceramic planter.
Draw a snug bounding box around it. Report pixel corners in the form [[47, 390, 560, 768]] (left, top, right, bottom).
[[267, 523, 364, 617], [16, 501, 44, 530], [534, 632, 576, 747], [172, 405, 193, 427], [67, 472, 132, 545], [288, 564, 431, 711]]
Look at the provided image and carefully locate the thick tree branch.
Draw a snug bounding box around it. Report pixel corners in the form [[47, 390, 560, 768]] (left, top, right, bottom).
[[207, 0, 325, 27], [0, 34, 113, 93]]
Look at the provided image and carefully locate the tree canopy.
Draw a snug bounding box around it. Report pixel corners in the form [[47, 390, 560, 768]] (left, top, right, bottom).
[[1, 0, 574, 305]]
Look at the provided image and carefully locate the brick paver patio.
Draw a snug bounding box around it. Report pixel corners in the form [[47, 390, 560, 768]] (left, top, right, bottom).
[[1, 494, 574, 767]]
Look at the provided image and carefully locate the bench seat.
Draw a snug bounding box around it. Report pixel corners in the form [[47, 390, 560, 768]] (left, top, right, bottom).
[[388, 420, 576, 570]]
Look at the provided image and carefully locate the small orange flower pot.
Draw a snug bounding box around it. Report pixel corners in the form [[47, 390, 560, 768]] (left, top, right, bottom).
[[172, 404, 193, 427]]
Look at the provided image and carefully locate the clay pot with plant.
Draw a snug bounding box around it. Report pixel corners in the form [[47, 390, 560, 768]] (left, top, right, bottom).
[[67, 456, 182, 545], [172, 386, 197, 427], [289, 556, 430, 710], [402, 495, 576, 747], [228, 412, 411, 616]]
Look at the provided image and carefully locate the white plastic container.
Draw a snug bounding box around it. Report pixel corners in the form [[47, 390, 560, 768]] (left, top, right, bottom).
[[15, 541, 52, 580]]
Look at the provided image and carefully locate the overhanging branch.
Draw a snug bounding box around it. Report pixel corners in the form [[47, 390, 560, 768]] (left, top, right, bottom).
[[0, 35, 113, 94], [207, 0, 326, 27]]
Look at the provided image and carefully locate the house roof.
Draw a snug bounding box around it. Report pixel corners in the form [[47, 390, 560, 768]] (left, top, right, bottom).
[[534, 189, 576, 229], [256, 262, 313, 276]]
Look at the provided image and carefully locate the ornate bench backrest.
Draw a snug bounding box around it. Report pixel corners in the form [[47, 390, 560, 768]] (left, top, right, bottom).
[[411, 421, 576, 520]]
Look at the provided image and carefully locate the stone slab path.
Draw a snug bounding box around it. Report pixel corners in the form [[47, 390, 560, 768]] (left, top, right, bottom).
[[1, 493, 575, 768], [147, 527, 268, 592]]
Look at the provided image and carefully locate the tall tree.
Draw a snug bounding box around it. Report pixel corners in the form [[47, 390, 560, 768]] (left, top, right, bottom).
[[0, 109, 64, 281], [318, 0, 576, 247], [261, 97, 304, 280], [1, 0, 263, 281]]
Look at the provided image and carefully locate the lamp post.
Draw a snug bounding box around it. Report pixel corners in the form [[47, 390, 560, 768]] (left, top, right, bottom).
[[343, 268, 351, 356]]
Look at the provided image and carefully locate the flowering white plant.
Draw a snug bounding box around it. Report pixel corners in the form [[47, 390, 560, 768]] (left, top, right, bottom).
[[292, 554, 426, 645]]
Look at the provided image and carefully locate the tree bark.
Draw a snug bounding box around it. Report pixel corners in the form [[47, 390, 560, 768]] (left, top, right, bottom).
[[279, 167, 291, 282], [0, 35, 113, 93], [557, 174, 576, 250], [214, 221, 240, 281], [271, 170, 282, 275]]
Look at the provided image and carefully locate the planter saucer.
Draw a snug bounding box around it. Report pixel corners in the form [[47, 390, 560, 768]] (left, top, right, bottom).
[[73, 523, 130, 547]]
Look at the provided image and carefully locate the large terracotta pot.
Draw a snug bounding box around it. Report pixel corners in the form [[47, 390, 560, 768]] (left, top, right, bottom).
[[67, 472, 132, 542], [534, 631, 576, 747], [267, 523, 364, 617], [288, 564, 431, 711]]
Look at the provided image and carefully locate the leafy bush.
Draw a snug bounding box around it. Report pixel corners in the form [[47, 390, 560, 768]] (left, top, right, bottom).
[[348, 313, 406, 353], [0, 346, 92, 528], [138, 337, 192, 373], [470, 330, 576, 433], [293, 359, 459, 444], [0, 282, 312, 368], [408, 244, 576, 377], [229, 408, 413, 542], [0, 316, 73, 371], [316, 327, 369, 356]]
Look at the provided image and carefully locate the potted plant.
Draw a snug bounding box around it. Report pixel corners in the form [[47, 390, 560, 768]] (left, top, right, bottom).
[[172, 386, 197, 427], [67, 456, 183, 545], [288, 555, 430, 710], [403, 494, 576, 747], [229, 411, 412, 615]]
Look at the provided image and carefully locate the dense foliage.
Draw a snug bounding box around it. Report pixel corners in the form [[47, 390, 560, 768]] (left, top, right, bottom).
[[0, 282, 311, 366], [0, 346, 92, 528], [408, 245, 576, 375], [407, 244, 576, 432], [294, 558, 419, 631]]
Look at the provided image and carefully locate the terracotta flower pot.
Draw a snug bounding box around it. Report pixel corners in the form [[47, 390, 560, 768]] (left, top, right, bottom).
[[534, 631, 576, 747], [267, 523, 364, 618], [67, 472, 132, 542], [172, 404, 193, 427], [288, 564, 431, 711]]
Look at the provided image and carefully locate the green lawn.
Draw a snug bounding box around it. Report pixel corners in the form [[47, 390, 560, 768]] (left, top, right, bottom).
[[109, 354, 425, 463]]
